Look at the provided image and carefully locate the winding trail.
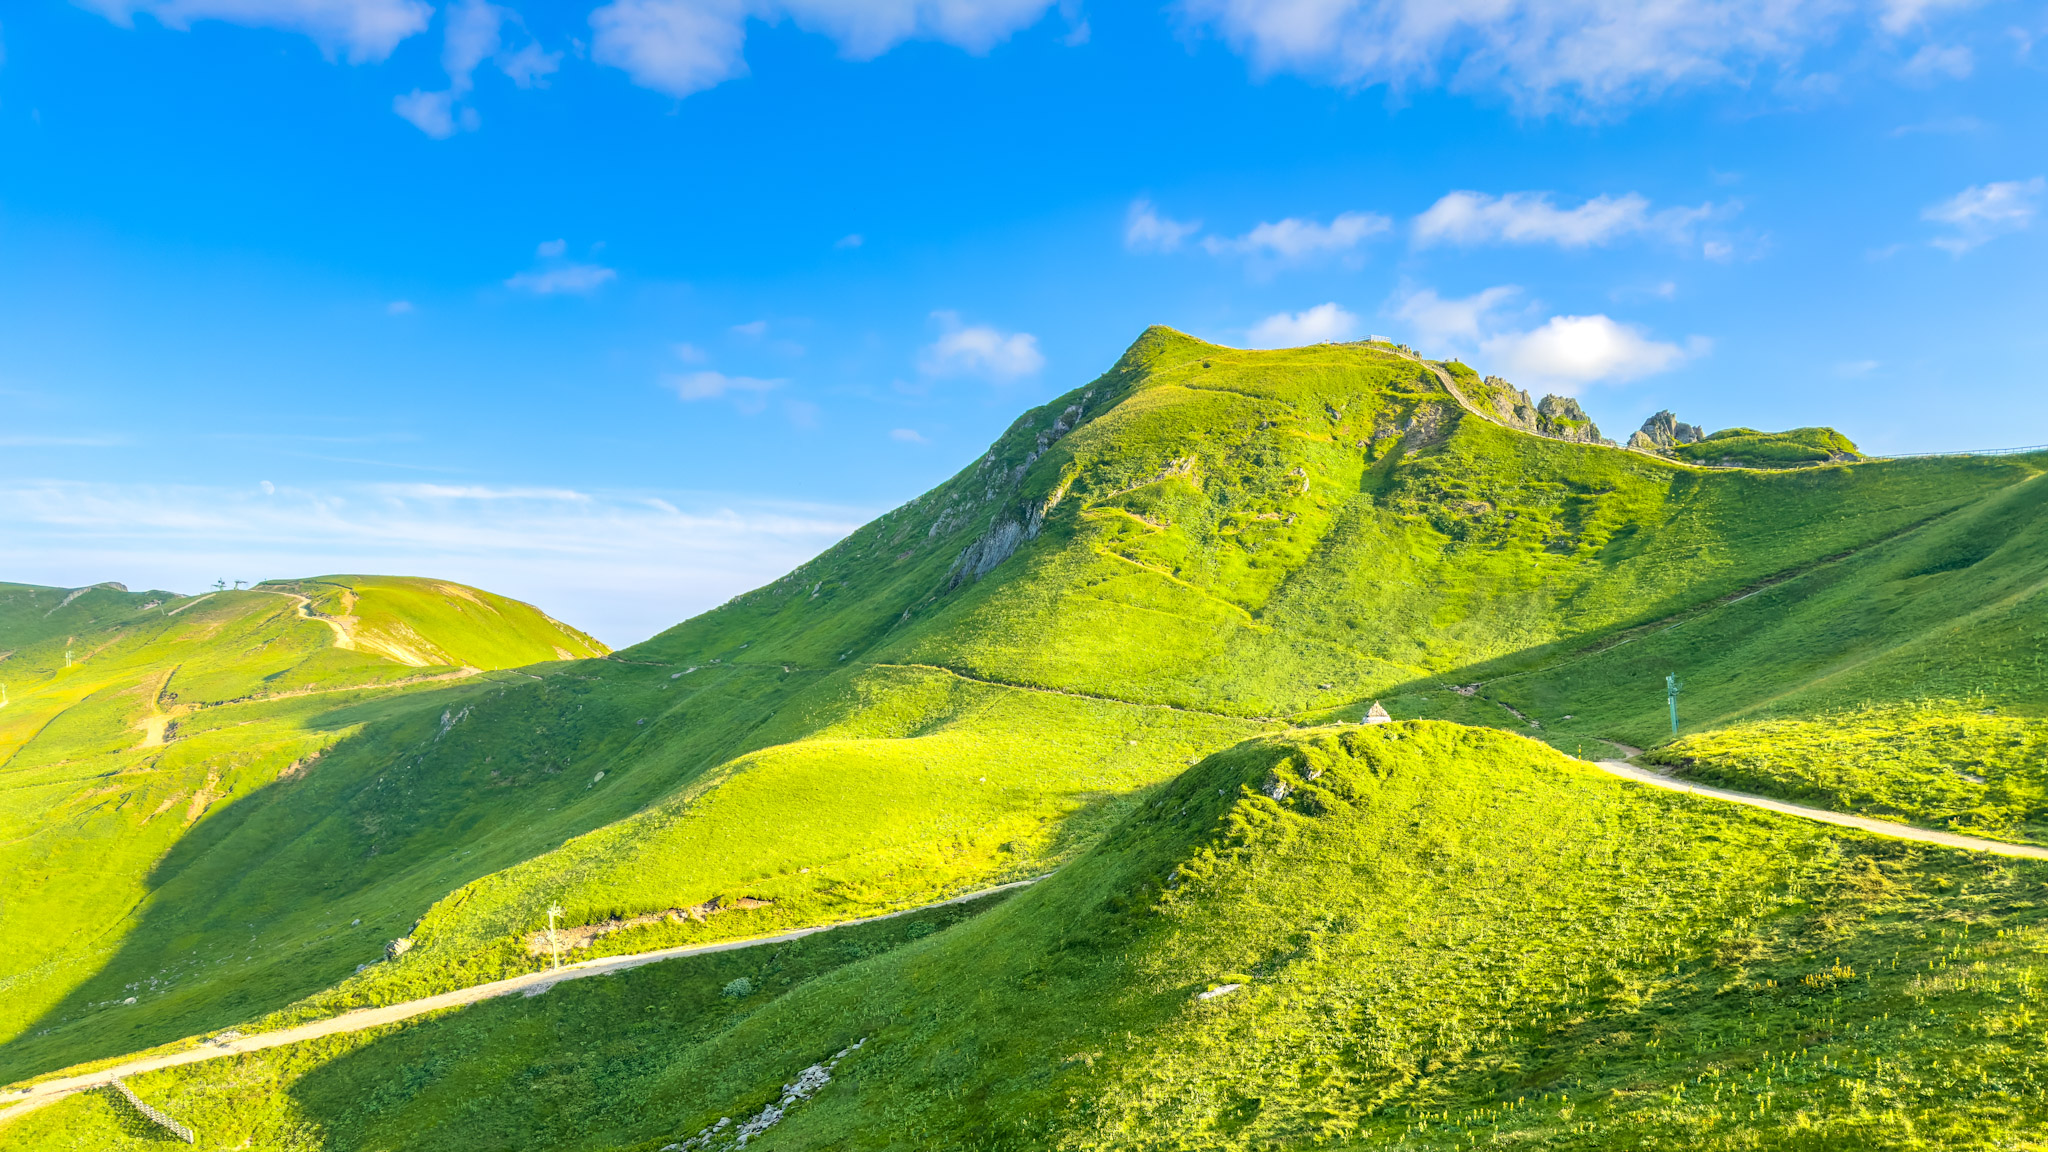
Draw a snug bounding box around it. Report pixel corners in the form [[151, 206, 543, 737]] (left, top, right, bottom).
[[1591, 757, 2048, 861], [0, 877, 1044, 1126]]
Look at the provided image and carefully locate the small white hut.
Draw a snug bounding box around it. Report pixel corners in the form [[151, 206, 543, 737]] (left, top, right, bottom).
[[1364, 702, 1391, 725]]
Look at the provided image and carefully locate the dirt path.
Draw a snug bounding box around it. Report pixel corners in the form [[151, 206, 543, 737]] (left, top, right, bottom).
[[0, 877, 1045, 1126], [255, 590, 355, 652], [1591, 757, 2048, 860]]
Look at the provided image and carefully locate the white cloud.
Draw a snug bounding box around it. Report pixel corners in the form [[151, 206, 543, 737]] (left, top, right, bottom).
[[76, 0, 431, 62], [1901, 42, 1972, 80], [1391, 285, 1521, 347], [1923, 178, 2044, 253], [536, 238, 568, 258], [505, 263, 617, 294], [1879, 0, 1977, 34], [498, 39, 560, 86], [666, 370, 783, 400], [1247, 302, 1360, 347], [1480, 314, 1700, 391], [835, 233, 865, 249], [890, 427, 927, 443], [393, 87, 477, 137], [1125, 199, 1202, 252], [672, 341, 708, 362], [589, 0, 1056, 97], [391, 0, 560, 136], [1835, 358, 1881, 377], [1206, 211, 1391, 259], [0, 478, 865, 647], [1177, 0, 1950, 111], [1413, 191, 1717, 249], [732, 319, 769, 337], [386, 299, 414, 315], [917, 312, 1045, 381]]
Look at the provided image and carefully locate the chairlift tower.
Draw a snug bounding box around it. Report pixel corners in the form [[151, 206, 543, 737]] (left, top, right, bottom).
[[1666, 674, 1683, 736], [547, 904, 564, 970]]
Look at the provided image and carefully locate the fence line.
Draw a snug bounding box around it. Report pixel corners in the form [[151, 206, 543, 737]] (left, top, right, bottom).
[[106, 1078, 194, 1144], [1870, 444, 2048, 460]]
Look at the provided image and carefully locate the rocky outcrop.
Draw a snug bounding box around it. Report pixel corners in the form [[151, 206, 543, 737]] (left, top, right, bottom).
[[945, 393, 1092, 589], [1630, 410, 1704, 452], [1477, 377, 1613, 445]]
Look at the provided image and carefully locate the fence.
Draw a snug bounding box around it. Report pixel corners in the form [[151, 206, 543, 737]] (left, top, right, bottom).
[[107, 1078, 195, 1144], [1870, 444, 2048, 460]]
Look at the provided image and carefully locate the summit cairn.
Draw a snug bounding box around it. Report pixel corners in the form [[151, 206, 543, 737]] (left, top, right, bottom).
[[1364, 702, 1392, 725]]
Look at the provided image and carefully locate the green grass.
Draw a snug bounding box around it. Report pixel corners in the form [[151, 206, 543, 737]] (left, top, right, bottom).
[[8, 327, 2048, 1149], [1646, 700, 2048, 845], [17, 724, 2048, 1150], [1674, 426, 1861, 467]]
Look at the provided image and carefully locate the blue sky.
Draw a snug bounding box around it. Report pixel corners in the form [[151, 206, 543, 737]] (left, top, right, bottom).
[[3, 0, 2045, 643]]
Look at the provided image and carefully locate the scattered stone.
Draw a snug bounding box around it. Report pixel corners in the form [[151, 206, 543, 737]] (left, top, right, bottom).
[[1364, 701, 1392, 725], [1197, 983, 1244, 1000]]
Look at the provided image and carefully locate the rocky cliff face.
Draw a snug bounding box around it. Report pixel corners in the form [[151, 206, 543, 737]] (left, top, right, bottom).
[[1629, 410, 1704, 452], [1478, 376, 1614, 445]]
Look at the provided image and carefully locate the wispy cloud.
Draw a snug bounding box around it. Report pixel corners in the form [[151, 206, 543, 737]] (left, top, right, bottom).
[[917, 312, 1045, 381], [889, 427, 927, 443], [0, 434, 125, 448], [1900, 42, 1972, 82], [1205, 211, 1392, 260], [1924, 178, 2044, 253], [1391, 286, 1523, 347], [1413, 191, 1720, 250], [1178, 0, 1974, 112], [665, 370, 784, 402], [1125, 199, 1202, 253], [77, 0, 430, 62], [1247, 302, 1360, 347], [0, 479, 866, 647], [590, 0, 1056, 97], [386, 0, 560, 136], [505, 240, 617, 294]]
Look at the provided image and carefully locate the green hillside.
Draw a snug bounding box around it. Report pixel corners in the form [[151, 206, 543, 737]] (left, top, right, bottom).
[[5, 328, 2047, 1148], [12, 725, 2048, 1150], [0, 577, 605, 1082]]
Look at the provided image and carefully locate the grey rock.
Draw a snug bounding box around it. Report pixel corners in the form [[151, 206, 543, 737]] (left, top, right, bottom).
[[1635, 410, 1704, 449]]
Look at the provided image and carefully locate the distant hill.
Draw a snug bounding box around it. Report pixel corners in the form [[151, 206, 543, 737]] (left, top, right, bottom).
[[6, 329, 2047, 1148], [0, 577, 604, 1080]]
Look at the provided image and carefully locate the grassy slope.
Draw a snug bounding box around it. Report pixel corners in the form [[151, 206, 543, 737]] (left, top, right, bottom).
[[8, 327, 2048, 1145], [0, 578, 607, 1080], [1645, 701, 2048, 845], [18, 725, 2048, 1151]]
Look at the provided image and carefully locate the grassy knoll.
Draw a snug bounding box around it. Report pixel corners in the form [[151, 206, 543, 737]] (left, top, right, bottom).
[[17, 724, 2048, 1151], [1674, 426, 1862, 468], [1646, 701, 2048, 845]]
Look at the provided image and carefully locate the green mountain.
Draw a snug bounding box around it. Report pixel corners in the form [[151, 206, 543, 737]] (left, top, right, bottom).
[[5, 328, 2047, 1149]]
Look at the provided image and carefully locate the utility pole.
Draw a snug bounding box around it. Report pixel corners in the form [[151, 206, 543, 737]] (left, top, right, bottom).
[[547, 904, 564, 970], [1667, 674, 1682, 736], [214, 579, 226, 592]]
